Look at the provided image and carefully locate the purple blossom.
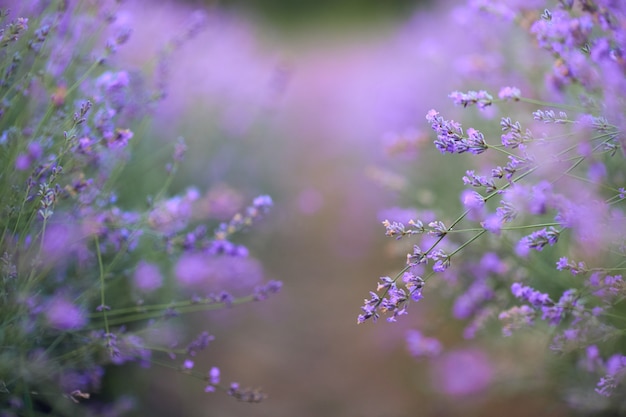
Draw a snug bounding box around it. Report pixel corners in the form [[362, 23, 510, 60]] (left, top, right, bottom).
[[402, 271, 424, 293], [174, 253, 263, 294], [596, 355, 626, 397], [448, 90, 493, 108], [500, 117, 533, 148], [517, 227, 560, 255], [106, 333, 151, 366], [463, 170, 497, 193], [381, 219, 423, 240], [497, 86, 521, 100], [589, 273, 623, 300], [107, 128, 134, 149], [133, 261, 163, 293], [429, 249, 451, 273], [186, 331, 215, 356], [581, 345, 602, 372], [430, 348, 493, 397], [253, 280, 283, 301], [45, 295, 87, 331], [511, 282, 552, 307], [556, 257, 587, 275], [148, 188, 199, 234], [460, 189, 485, 220], [426, 109, 488, 155], [209, 366, 220, 384], [358, 273, 423, 323], [499, 305, 535, 336], [406, 330, 442, 358], [531, 10, 593, 54], [540, 289, 582, 326], [453, 280, 493, 319], [481, 213, 503, 235]]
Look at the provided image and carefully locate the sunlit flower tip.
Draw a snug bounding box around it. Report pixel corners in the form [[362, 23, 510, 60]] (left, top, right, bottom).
[[497, 86, 521, 100], [183, 360, 194, 370]]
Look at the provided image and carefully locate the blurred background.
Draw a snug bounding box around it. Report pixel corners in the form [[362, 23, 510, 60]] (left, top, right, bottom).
[[107, 0, 574, 415]]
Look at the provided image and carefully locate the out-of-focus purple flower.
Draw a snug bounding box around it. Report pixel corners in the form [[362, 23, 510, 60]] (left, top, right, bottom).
[[45, 295, 87, 331], [14, 142, 43, 171], [59, 366, 104, 394], [106, 333, 151, 367], [498, 86, 521, 100], [133, 261, 163, 293], [453, 280, 493, 319], [499, 305, 535, 336], [430, 348, 493, 397], [511, 282, 551, 307], [148, 188, 199, 234], [460, 189, 485, 221], [449, 90, 493, 109], [187, 331, 215, 357], [209, 367, 220, 384], [174, 252, 263, 294], [174, 253, 208, 287], [516, 227, 560, 256], [106, 128, 133, 149], [406, 330, 442, 358], [581, 345, 602, 372], [196, 184, 244, 221], [596, 354, 626, 397]]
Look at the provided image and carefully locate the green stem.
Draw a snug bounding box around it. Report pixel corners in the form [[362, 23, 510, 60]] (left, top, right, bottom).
[[94, 236, 109, 335]]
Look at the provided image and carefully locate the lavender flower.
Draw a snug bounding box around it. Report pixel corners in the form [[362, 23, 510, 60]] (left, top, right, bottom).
[[426, 109, 488, 155], [406, 330, 442, 358], [0, 2, 279, 413], [363, 0, 626, 409]]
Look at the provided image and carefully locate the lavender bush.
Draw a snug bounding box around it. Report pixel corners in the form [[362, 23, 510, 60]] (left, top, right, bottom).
[[362, 0, 626, 412], [0, 2, 280, 415]]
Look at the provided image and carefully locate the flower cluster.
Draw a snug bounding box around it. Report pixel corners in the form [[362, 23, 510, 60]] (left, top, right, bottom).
[[0, 2, 279, 415], [362, 0, 626, 410]]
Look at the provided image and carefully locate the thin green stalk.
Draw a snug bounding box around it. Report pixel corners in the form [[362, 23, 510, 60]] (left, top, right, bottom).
[[94, 236, 109, 335]]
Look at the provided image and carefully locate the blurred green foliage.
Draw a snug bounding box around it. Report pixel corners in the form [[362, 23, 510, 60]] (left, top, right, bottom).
[[186, 0, 430, 28]]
